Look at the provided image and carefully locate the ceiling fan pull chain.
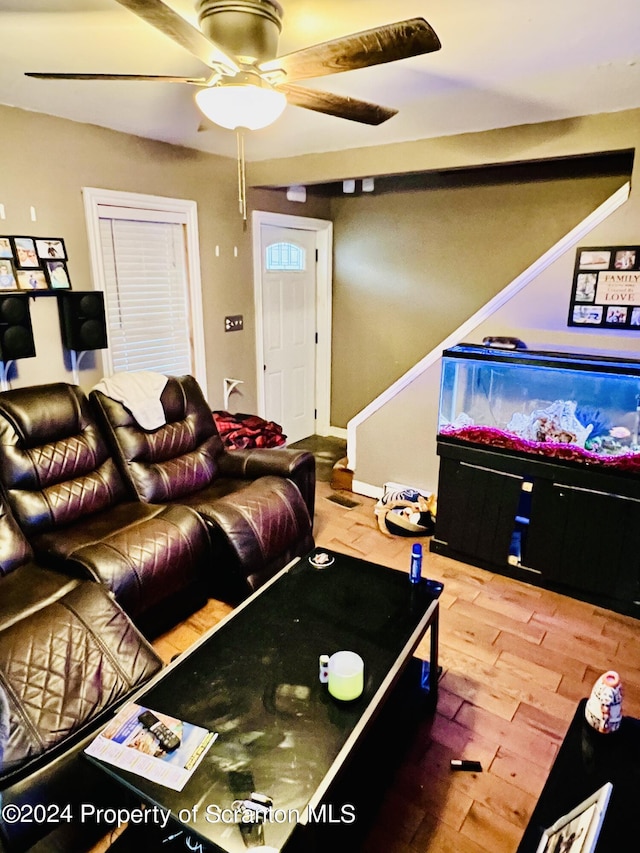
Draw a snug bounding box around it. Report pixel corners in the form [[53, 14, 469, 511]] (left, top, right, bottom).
[[236, 128, 247, 221]]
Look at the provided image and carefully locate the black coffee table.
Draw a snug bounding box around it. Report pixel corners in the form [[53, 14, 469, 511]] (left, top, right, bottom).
[[517, 698, 640, 852], [87, 547, 442, 852]]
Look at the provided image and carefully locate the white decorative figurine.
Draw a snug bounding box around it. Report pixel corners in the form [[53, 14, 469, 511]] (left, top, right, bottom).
[[585, 670, 623, 733]]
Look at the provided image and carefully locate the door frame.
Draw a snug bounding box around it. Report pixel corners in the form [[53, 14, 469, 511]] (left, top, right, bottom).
[[252, 210, 333, 437]]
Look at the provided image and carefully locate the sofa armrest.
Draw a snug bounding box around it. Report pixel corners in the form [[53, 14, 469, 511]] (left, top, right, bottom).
[[216, 448, 316, 519]]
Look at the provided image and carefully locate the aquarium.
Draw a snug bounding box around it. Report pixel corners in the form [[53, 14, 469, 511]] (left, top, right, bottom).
[[438, 344, 640, 474]]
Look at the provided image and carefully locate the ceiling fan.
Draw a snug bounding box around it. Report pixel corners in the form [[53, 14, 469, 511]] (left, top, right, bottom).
[[25, 0, 442, 131]]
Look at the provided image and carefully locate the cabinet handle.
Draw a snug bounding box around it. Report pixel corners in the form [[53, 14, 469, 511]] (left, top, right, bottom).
[[460, 462, 522, 479], [552, 482, 640, 504]]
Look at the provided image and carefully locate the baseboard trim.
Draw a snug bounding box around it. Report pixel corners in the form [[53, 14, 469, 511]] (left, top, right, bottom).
[[327, 426, 347, 441], [351, 479, 384, 499]]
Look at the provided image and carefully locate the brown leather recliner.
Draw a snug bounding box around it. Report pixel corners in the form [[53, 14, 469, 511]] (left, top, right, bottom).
[[0, 495, 163, 853], [0, 383, 212, 634], [91, 374, 316, 600]]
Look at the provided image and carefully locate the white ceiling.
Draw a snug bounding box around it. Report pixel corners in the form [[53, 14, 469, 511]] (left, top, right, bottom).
[[1, 0, 640, 163]]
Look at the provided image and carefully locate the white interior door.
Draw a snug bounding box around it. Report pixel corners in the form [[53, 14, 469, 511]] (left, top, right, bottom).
[[260, 224, 317, 444]]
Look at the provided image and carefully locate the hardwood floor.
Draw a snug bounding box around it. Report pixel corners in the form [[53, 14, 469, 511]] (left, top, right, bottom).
[[100, 479, 640, 853]]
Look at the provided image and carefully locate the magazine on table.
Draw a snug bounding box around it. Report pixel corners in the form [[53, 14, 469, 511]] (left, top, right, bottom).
[[85, 702, 217, 791]]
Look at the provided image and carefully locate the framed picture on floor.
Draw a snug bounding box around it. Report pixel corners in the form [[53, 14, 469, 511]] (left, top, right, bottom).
[[535, 783, 612, 853]]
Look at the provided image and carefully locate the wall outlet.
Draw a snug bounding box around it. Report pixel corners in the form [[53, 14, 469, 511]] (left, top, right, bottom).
[[225, 315, 243, 332]]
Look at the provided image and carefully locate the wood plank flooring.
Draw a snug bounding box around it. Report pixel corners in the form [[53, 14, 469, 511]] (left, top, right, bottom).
[[98, 479, 640, 853]]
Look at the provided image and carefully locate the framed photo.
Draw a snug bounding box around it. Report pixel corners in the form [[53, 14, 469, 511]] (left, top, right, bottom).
[[574, 273, 597, 303], [0, 259, 18, 291], [614, 249, 636, 270], [12, 237, 40, 269], [0, 237, 14, 259], [568, 245, 640, 330], [572, 305, 603, 325], [576, 249, 611, 270], [605, 306, 628, 324], [43, 259, 72, 290], [535, 783, 612, 853], [16, 269, 48, 291], [35, 238, 67, 261]]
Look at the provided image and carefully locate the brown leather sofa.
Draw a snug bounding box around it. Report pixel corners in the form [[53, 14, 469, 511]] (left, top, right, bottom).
[[0, 383, 212, 635], [0, 495, 163, 853], [0, 377, 316, 848], [91, 374, 316, 600]]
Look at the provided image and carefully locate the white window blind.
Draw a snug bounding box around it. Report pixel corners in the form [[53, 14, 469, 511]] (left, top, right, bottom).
[[98, 217, 192, 375]]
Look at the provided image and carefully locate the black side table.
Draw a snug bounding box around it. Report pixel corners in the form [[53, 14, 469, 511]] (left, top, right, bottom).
[[517, 698, 640, 851]]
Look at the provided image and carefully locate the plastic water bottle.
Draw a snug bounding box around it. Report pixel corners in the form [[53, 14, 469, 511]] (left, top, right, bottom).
[[410, 543, 423, 584]]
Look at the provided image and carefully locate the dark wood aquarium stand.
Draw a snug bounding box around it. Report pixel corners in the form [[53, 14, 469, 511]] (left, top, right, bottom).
[[430, 439, 640, 618]]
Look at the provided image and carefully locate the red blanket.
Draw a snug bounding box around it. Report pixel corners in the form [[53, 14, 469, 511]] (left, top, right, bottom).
[[213, 411, 287, 449]]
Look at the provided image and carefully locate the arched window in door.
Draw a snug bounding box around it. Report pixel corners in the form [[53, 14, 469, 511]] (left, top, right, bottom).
[[265, 241, 306, 272]]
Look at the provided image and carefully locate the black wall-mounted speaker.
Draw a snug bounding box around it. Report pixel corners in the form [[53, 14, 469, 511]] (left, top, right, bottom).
[[0, 294, 36, 361], [58, 291, 108, 351]]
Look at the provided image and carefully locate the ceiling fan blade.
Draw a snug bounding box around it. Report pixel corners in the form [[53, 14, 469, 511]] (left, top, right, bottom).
[[278, 83, 397, 126], [25, 72, 209, 84], [260, 17, 440, 82], [114, 0, 239, 73]]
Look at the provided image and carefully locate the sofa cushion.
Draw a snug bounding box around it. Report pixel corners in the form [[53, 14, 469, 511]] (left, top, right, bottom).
[[0, 564, 80, 633], [0, 383, 126, 534], [93, 375, 224, 504], [91, 374, 316, 522], [31, 502, 211, 617], [0, 582, 162, 779]]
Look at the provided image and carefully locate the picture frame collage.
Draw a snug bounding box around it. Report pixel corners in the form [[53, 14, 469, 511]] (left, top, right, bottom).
[[0, 236, 71, 293], [568, 244, 640, 329]]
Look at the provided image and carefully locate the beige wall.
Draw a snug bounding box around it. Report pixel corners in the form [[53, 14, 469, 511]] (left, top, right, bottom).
[[353, 182, 640, 495], [350, 145, 640, 491], [0, 105, 333, 411], [1, 105, 256, 409], [250, 108, 640, 493], [327, 172, 626, 427], [2, 101, 638, 496], [250, 111, 639, 431]]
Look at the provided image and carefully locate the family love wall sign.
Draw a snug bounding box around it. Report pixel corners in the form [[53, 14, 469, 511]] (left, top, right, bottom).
[[569, 245, 640, 329]]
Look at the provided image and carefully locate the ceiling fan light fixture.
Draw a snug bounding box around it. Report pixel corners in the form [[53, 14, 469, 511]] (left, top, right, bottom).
[[195, 77, 286, 130]]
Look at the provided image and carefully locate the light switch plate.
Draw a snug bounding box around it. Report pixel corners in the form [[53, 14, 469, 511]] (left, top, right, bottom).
[[225, 315, 243, 332]]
